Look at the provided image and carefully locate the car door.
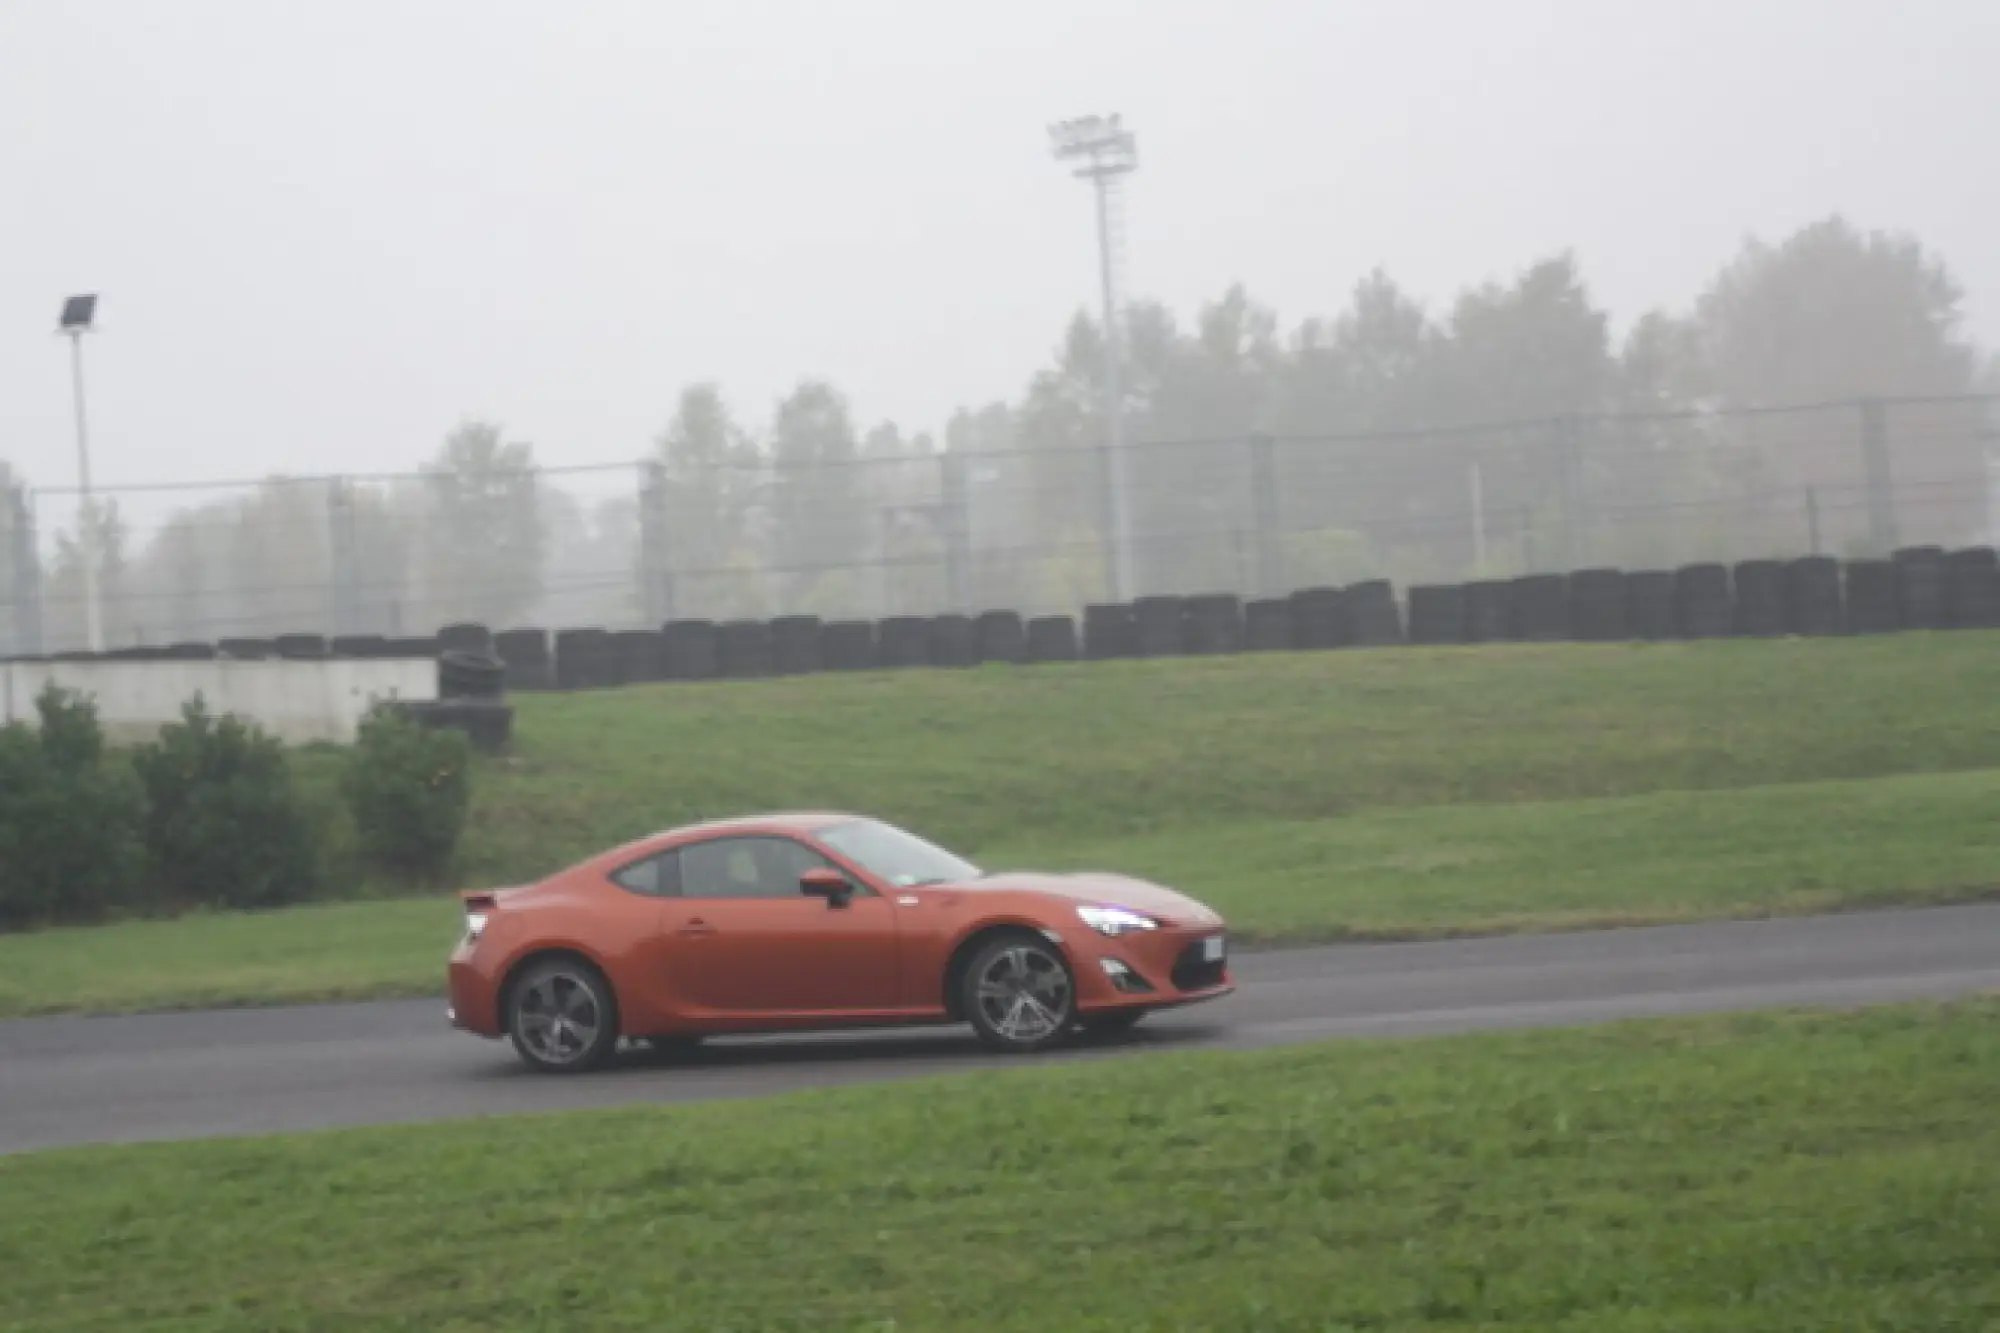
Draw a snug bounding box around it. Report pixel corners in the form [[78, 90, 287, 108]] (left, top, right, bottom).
[[662, 834, 902, 1018]]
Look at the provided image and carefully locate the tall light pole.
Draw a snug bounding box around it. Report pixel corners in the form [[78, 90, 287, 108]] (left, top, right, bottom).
[[58, 293, 103, 653], [1050, 114, 1137, 602]]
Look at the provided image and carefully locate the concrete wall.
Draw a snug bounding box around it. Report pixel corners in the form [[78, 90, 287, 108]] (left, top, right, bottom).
[[0, 658, 439, 745]]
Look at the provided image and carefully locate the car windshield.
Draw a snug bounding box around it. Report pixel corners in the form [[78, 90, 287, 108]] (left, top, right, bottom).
[[817, 819, 981, 888]]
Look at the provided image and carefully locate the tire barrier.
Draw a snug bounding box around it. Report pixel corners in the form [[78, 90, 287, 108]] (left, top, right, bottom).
[[974, 611, 1027, 664], [1083, 603, 1136, 659], [660, 620, 719, 681], [1568, 569, 1627, 642], [769, 616, 824, 676], [1508, 574, 1570, 642], [330, 634, 388, 659], [1182, 594, 1244, 655], [554, 628, 613, 690], [437, 622, 492, 656], [1243, 598, 1292, 651], [1346, 581, 1404, 646], [395, 697, 512, 753], [929, 614, 978, 668], [1132, 596, 1185, 657], [1462, 581, 1512, 643], [1892, 546, 1948, 630], [1946, 547, 2000, 628], [1625, 572, 1675, 640], [1288, 587, 1344, 649], [492, 628, 554, 691], [1405, 585, 1466, 645], [439, 648, 506, 699], [1025, 615, 1079, 662], [716, 620, 774, 678], [1672, 563, 1732, 639], [611, 629, 664, 685], [1844, 560, 1899, 634], [1784, 557, 1843, 637], [1731, 560, 1786, 638], [69, 539, 2000, 697], [877, 616, 930, 669], [822, 620, 878, 671]]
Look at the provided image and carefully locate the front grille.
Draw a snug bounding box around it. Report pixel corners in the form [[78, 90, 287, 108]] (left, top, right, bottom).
[[1170, 941, 1227, 992]]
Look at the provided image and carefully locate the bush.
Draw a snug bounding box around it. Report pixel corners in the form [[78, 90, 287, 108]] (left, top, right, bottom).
[[131, 694, 321, 911], [0, 684, 146, 929], [343, 701, 473, 884]]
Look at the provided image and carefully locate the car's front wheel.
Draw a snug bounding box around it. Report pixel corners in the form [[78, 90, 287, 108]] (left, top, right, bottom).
[[506, 956, 620, 1073], [963, 934, 1076, 1054]]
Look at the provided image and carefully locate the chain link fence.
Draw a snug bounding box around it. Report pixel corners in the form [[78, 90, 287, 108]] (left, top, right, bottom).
[[3, 395, 1995, 656]]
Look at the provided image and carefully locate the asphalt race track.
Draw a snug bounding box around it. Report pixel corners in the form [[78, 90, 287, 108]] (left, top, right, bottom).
[[3, 903, 1996, 1157]]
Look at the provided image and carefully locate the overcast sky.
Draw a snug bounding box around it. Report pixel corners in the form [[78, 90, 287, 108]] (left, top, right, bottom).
[[2, 0, 1995, 502]]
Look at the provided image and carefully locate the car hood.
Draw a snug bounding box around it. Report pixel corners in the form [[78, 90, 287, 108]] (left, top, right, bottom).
[[952, 871, 1223, 928]]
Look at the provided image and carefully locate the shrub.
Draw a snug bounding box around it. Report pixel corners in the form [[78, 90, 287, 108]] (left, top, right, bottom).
[[0, 684, 146, 929], [131, 694, 320, 911], [343, 701, 473, 884]]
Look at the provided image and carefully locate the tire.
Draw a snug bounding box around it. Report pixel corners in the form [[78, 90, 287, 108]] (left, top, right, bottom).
[[961, 934, 1076, 1054], [505, 956, 620, 1074]]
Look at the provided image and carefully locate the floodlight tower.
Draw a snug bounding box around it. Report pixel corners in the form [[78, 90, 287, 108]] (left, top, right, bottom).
[[57, 294, 103, 653], [1050, 114, 1138, 602]]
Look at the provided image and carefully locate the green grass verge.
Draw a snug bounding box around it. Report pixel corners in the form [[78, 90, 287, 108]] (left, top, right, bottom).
[[4, 1000, 1996, 1330], [429, 633, 2000, 884], [7, 766, 1997, 1018]]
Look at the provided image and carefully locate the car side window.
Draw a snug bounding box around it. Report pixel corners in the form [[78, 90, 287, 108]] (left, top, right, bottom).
[[610, 850, 682, 898], [679, 836, 853, 900]]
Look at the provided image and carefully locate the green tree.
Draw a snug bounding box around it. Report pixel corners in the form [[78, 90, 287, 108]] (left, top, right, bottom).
[[0, 684, 147, 927], [1691, 217, 1988, 551], [768, 381, 867, 610], [343, 701, 472, 884], [653, 384, 764, 619], [420, 421, 547, 628], [131, 695, 320, 911]]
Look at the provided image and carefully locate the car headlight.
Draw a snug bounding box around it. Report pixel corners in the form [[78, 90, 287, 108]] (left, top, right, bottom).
[[464, 911, 488, 941], [1077, 904, 1158, 937]]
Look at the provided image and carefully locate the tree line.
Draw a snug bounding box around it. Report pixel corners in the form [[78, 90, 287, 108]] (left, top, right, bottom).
[[4, 215, 1996, 653]]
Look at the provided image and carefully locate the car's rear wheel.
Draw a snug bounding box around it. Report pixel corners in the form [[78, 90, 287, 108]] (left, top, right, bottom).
[[506, 957, 619, 1073], [963, 935, 1075, 1053]]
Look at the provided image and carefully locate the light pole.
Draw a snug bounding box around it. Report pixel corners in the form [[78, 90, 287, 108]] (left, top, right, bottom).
[[57, 294, 103, 653], [1050, 114, 1138, 602]]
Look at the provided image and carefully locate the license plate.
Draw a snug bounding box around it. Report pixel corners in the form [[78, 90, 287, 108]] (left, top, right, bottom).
[[1201, 935, 1226, 963]]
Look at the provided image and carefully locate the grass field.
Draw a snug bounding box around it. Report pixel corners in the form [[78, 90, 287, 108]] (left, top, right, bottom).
[[9, 633, 2000, 1018], [3, 999, 1995, 1330]]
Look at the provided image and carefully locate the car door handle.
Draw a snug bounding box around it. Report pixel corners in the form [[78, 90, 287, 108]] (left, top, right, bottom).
[[676, 918, 716, 937]]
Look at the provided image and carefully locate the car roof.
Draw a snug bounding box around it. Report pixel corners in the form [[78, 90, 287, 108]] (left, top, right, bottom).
[[662, 811, 861, 839], [568, 812, 874, 879]]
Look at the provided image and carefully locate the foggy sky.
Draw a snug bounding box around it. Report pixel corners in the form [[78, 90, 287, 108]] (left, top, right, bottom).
[[2, 0, 1995, 496]]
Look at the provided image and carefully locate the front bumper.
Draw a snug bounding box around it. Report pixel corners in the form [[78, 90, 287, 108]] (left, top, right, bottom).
[[1067, 922, 1234, 1014]]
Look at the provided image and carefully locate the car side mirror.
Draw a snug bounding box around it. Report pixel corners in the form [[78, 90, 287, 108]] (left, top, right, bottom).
[[799, 867, 852, 907]]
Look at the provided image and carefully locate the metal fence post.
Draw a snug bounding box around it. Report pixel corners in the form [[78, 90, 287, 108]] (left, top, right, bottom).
[[1249, 434, 1281, 596], [1095, 443, 1122, 601], [637, 460, 673, 626], [939, 451, 972, 613], [1554, 415, 1587, 570], [5, 486, 42, 657], [325, 476, 359, 636], [1859, 398, 1897, 553]]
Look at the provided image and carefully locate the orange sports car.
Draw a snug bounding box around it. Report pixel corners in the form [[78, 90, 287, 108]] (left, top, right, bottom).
[[447, 812, 1233, 1072]]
